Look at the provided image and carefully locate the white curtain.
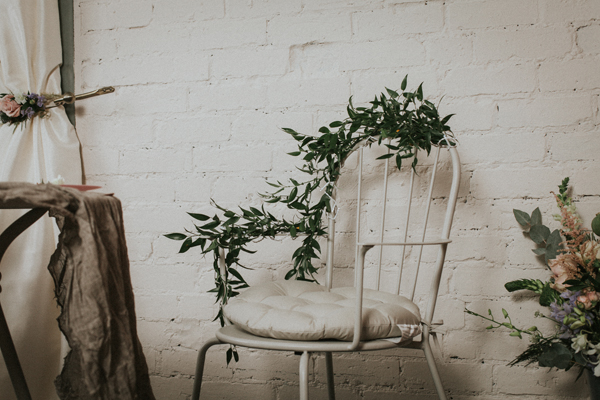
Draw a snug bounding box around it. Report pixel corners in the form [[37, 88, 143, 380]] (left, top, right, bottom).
[[0, 1, 83, 399]]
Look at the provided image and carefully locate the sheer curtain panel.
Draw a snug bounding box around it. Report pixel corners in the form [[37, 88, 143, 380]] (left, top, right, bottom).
[[0, 1, 83, 399]]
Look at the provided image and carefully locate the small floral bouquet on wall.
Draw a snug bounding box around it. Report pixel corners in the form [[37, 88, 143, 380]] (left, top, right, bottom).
[[0, 92, 49, 131], [467, 178, 600, 377]]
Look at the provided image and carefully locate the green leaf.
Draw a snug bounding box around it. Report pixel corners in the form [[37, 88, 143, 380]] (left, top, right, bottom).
[[539, 284, 559, 307], [164, 233, 187, 241], [530, 207, 542, 226], [386, 87, 399, 98], [513, 209, 531, 227], [287, 151, 301, 156], [529, 224, 551, 244], [401, 75, 408, 91], [188, 212, 210, 221], [179, 237, 193, 253], [538, 342, 572, 370], [201, 220, 221, 230], [532, 248, 546, 256]]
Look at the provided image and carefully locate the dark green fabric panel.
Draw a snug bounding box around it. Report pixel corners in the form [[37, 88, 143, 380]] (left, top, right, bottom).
[[58, 0, 75, 127]]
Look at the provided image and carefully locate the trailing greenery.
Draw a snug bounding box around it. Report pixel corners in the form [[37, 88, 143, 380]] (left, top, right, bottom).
[[166, 76, 455, 327]]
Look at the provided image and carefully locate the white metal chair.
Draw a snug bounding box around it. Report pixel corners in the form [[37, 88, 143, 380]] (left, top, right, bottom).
[[192, 142, 461, 400]]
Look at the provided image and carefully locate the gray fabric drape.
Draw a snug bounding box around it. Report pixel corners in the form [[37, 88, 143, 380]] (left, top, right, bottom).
[[0, 182, 155, 400]]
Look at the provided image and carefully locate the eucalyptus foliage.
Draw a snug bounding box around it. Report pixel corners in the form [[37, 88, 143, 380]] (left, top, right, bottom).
[[166, 76, 455, 326]]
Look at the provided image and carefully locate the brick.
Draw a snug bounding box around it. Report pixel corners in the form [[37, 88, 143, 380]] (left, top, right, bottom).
[[473, 27, 573, 61], [541, 0, 600, 24], [353, 3, 444, 39], [83, 53, 209, 86], [135, 294, 180, 320], [225, 0, 301, 18], [211, 46, 289, 79], [154, 114, 233, 145], [426, 34, 473, 66], [442, 64, 536, 96], [497, 95, 592, 128], [130, 264, 198, 293], [402, 360, 493, 392], [230, 110, 314, 142], [82, 84, 189, 116], [126, 235, 154, 262], [458, 132, 546, 165], [447, 0, 538, 30], [192, 144, 272, 173], [149, 375, 192, 400], [188, 80, 268, 112], [442, 98, 494, 132], [494, 365, 584, 396], [266, 77, 350, 108], [77, 116, 154, 147], [470, 167, 578, 200], [81, 147, 120, 175], [112, 25, 192, 57], [291, 40, 426, 75], [446, 235, 507, 264], [549, 130, 600, 161], [267, 13, 351, 45], [153, 0, 225, 24], [577, 24, 600, 54], [119, 147, 193, 174], [322, 355, 400, 386], [190, 18, 267, 49], [123, 204, 194, 235], [80, 1, 152, 31], [540, 57, 600, 92]]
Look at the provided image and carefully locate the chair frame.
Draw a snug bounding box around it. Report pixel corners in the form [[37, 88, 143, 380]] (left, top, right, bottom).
[[192, 143, 461, 400]]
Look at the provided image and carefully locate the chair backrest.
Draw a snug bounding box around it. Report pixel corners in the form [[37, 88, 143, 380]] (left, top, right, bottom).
[[324, 142, 461, 328]]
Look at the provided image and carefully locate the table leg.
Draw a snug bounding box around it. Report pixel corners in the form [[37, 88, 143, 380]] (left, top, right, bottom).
[[0, 302, 32, 400], [0, 207, 49, 400]]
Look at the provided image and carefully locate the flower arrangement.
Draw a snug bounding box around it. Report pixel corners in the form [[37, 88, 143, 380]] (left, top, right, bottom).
[[0, 92, 50, 131], [167, 76, 456, 329], [467, 178, 600, 377]]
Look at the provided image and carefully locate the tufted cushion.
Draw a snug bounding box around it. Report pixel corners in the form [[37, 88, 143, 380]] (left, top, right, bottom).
[[223, 280, 422, 342]]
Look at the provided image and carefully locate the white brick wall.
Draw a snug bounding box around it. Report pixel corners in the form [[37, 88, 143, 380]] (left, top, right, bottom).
[[73, 0, 600, 398]]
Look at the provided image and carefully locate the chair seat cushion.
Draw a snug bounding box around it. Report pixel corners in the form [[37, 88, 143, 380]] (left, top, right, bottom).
[[223, 280, 422, 342]]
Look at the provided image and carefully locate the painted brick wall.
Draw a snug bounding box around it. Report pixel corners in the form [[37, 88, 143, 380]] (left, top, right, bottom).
[[73, 0, 600, 398]]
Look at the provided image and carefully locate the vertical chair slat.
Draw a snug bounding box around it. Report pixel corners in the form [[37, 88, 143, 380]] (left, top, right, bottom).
[[354, 147, 364, 287], [395, 149, 417, 296], [409, 146, 441, 300], [376, 145, 391, 291]]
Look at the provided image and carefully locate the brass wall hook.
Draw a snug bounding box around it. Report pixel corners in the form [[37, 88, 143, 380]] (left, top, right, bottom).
[[46, 86, 115, 109]]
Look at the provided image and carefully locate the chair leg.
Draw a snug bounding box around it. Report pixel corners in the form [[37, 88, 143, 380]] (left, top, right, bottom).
[[325, 352, 335, 400], [422, 337, 447, 400], [299, 351, 310, 400], [192, 337, 222, 400]]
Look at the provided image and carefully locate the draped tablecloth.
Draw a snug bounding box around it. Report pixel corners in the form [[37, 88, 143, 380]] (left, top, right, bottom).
[[0, 182, 155, 400]]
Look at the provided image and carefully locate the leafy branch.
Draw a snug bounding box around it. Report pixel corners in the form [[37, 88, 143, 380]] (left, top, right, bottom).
[[166, 76, 455, 327]]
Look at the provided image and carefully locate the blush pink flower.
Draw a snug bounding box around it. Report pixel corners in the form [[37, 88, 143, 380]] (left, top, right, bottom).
[[577, 291, 600, 310], [0, 95, 21, 118], [549, 254, 579, 292]]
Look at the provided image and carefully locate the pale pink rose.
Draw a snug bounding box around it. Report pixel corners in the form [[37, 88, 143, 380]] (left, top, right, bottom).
[[577, 291, 600, 310], [0, 95, 21, 118], [549, 255, 579, 292], [578, 295, 592, 309]]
